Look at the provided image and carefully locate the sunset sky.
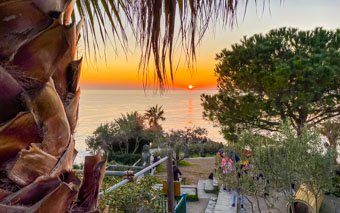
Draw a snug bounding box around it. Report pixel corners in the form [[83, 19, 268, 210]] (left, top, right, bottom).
[[79, 0, 340, 89]]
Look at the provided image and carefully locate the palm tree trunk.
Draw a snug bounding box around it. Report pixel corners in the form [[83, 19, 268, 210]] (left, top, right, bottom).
[[0, 1, 105, 212]]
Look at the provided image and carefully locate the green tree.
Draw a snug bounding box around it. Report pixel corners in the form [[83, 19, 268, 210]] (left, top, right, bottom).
[[321, 120, 340, 149], [115, 111, 146, 154], [100, 176, 165, 212], [202, 28, 340, 141], [223, 124, 337, 213], [144, 104, 166, 130], [86, 112, 149, 155], [164, 127, 209, 163]]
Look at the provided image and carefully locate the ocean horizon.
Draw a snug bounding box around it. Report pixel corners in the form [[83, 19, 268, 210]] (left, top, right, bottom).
[[74, 88, 225, 163]]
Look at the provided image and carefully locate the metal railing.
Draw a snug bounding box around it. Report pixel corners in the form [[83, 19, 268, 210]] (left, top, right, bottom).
[[99, 156, 169, 196], [174, 194, 187, 213]]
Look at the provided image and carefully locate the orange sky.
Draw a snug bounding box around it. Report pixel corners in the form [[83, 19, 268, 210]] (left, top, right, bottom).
[[79, 0, 340, 89]]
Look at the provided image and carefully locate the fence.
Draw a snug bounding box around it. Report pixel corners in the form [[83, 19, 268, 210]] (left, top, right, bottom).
[[96, 156, 187, 213], [99, 156, 169, 196]]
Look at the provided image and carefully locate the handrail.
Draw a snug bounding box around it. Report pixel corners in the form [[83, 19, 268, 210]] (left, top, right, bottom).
[[99, 156, 169, 196], [106, 164, 144, 169], [73, 169, 125, 176]]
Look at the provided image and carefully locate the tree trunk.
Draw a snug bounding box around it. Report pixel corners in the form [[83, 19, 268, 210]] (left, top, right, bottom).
[[0, 1, 105, 212], [167, 153, 175, 213]]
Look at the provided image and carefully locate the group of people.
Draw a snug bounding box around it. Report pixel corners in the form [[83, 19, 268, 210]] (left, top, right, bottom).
[[217, 148, 296, 211], [217, 149, 250, 211]]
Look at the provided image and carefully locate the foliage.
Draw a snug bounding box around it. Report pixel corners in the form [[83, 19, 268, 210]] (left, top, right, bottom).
[[166, 127, 208, 145], [217, 123, 337, 212], [72, 163, 84, 170], [156, 163, 165, 173], [321, 121, 340, 148], [163, 126, 210, 163], [75, 0, 246, 87], [144, 104, 165, 130], [86, 111, 151, 155], [108, 152, 142, 166], [202, 28, 340, 141], [100, 176, 165, 213], [114, 111, 147, 154], [153, 149, 169, 158], [178, 160, 195, 166], [186, 194, 199, 202], [187, 142, 224, 157], [330, 175, 340, 197]]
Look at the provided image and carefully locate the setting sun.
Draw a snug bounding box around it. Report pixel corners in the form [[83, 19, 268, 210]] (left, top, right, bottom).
[[188, 85, 194, 89]]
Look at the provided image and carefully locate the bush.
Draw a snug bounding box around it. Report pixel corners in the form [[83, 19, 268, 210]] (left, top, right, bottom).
[[186, 194, 199, 202], [330, 175, 340, 197], [187, 142, 224, 157], [100, 176, 165, 212], [153, 149, 168, 158], [108, 152, 141, 166], [203, 142, 224, 155], [178, 160, 194, 166]]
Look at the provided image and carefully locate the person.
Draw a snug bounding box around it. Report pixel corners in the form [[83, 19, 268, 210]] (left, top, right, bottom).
[[153, 155, 159, 164], [221, 155, 233, 174], [231, 189, 245, 211], [230, 155, 247, 211], [221, 155, 233, 191], [173, 161, 182, 181], [218, 149, 224, 158], [152, 155, 160, 169]]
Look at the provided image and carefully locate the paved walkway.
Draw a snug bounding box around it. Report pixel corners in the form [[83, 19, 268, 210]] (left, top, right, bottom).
[[213, 190, 236, 213], [197, 179, 218, 213]]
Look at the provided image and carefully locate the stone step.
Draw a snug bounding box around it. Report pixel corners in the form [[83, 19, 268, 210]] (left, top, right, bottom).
[[204, 179, 215, 192]]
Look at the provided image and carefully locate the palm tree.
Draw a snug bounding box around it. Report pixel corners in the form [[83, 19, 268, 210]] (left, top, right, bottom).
[[0, 0, 254, 212], [144, 104, 166, 130], [115, 111, 145, 153]]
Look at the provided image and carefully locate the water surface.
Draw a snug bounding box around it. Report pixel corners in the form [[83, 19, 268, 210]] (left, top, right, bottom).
[[75, 89, 224, 163]]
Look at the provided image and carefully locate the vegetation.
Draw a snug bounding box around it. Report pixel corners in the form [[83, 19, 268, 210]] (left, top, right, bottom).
[[153, 141, 223, 159], [186, 194, 199, 202], [86, 111, 154, 156], [202, 28, 340, 141], [100, 176, 165, 212], [107, 152, 142, 166], [178, 160, 195, 166], [144, 104, 166, 130], [216, 124, 337, 213]]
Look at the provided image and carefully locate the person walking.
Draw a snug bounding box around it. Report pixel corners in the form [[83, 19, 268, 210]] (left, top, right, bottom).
[[173, 161, 182, 181]]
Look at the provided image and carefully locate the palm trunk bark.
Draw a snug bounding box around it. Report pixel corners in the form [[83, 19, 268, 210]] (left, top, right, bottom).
[[0, 0, 105, 212]]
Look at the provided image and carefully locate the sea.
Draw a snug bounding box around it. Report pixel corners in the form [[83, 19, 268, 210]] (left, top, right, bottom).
[[74, 89, 225, 163]]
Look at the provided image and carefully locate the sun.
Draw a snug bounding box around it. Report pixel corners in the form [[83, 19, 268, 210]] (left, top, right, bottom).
[[188, 85, 194, 89]]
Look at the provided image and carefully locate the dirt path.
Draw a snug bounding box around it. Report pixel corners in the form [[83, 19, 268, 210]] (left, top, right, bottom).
[[156, 157, 216, 185]]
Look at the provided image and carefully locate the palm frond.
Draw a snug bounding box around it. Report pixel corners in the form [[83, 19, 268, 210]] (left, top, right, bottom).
[[75, 0, 270, 88]]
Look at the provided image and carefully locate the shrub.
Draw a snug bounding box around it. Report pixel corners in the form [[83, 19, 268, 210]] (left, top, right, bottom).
[[178, 160, 194, 166], [187, 142, 224, 157], [153, 149, 168, 158], [186, 194, 199, 202], [108, 152, 141, 166], [203, 142, 224, 155], [100, 176, 165, 212]]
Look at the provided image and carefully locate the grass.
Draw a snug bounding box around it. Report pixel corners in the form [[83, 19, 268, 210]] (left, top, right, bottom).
[[178, 160, 195, 166], [156, 163, 165, 173], [191, 153, 216, 158], [186, 194, 199, 202]]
